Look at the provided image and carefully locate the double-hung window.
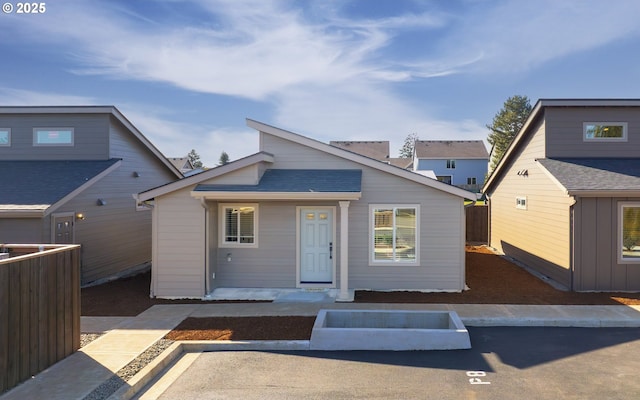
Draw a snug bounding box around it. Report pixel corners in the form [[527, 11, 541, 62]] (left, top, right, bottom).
[[370, 205, 419, 265], [219, 204, 258, 248], [619, 202, 640, 263], [446, 159, 456, 169]]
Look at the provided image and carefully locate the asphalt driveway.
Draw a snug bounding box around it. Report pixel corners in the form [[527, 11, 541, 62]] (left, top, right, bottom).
[[140, 327, 640, 400]]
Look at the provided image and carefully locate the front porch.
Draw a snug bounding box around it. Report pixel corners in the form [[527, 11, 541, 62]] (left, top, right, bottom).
[[205, 287, 355, 303]]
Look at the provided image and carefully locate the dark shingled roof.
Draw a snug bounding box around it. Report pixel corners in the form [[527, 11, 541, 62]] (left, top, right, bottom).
[[537, 158, 640, 191], [195, 169, 362, 193], [0, 159, 121, 206]]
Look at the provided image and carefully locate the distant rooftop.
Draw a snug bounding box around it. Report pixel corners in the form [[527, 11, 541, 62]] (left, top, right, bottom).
[[330, 141, 390, 160], [414, 140, 489, 159]]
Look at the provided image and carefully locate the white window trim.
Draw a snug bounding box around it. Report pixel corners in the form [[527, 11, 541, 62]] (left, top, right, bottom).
[[218, 203, 259, 248], [446, 159, 456, 169], [0, 128, 10, 146], [33, 127, 75, 146], [583, 122, 627, 142], [618, 201, 640, 264], [369, 204, 420, 266], [516, 196, 527, 210]]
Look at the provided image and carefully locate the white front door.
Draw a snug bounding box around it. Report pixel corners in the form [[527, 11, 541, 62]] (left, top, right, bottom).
[[299, 208, 333, 283]]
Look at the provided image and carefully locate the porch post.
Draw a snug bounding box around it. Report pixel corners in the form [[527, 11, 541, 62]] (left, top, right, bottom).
[[338, 201, 350, 301]]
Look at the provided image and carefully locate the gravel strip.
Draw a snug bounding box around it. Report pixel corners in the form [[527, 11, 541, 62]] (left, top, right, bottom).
[[80, 333, 103, 348], [82, 339, 174, 400]]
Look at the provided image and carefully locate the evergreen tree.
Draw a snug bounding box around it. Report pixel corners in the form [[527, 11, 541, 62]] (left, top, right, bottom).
[[187, 149, 203, 168], [218, 151, 230, 165], [399, 133, 419, 158], [487, 95, 532, 172]]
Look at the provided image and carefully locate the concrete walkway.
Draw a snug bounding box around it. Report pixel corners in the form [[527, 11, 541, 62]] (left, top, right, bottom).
[[1, 303, 640, 400]]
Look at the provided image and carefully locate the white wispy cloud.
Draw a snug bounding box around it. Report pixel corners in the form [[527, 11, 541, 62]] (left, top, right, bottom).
[[3, 0, 639, 160], [0, 87, 97, 106]]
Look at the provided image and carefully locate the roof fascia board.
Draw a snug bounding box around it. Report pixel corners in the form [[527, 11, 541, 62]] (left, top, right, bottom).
[[44, 160, 123, 216], [483, 98, 640, 193], [108, 107, 183, 178], [534, 160, 569, 194], [191, 191, 362, 201], [0, 210, 45, 218], [138, 152, 275, 201], [246, 119, 476, 200], [483, 100, 544, 193], [568, 190, 640, 197]]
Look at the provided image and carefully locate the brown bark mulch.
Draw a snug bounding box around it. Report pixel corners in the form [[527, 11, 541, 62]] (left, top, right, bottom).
[[82, 245, 640, 340], [165, 316, 316, 341]]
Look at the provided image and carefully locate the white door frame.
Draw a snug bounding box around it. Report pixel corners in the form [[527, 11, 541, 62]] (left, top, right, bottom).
[[296, 206, 336, 288]]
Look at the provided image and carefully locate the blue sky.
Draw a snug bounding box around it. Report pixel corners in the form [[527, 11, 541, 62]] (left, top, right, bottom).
[[2, 0, 640, 165]]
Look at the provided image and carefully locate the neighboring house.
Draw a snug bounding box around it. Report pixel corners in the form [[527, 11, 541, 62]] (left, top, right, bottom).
[[138, 120, 475, 299], [0, 106, 182, 285], [483, 99, 640, 292], [330, 140, 413, 169], [413, 140, 489, 192], [168, 156, 194, 174], [169, 156, 205, 177]]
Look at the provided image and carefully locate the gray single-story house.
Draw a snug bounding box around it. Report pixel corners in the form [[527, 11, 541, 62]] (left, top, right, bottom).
[[138, 119, 475, 299]]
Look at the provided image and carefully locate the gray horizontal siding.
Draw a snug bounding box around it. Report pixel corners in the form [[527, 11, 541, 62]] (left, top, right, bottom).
[[54, 119, 177, 284], [0, 113, 109, 160], [211, 133, 466, 291], [546, 107, 640, 158], [0, 218, 44, 243]]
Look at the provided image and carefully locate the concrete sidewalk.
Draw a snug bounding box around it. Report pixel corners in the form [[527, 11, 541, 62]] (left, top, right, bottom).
[[2, 303, 640, 400]]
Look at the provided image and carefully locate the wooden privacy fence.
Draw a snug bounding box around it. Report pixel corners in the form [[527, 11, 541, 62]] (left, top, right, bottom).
[[466, 205, 488, 243], [0, 244, 81, 394]]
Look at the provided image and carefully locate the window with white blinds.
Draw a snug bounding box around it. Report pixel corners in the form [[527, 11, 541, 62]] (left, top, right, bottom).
[[219, 204, 258, 247]]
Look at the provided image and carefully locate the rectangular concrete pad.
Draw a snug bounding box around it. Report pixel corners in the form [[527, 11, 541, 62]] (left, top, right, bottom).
[[310, 309, 471, 351]]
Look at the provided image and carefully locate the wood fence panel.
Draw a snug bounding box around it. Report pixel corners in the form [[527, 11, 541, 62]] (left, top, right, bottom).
[[466, 205, 488, 243], [0, 245, 80, 395]]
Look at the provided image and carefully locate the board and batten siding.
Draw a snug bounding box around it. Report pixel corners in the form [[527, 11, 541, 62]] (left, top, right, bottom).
[[488, 119, 574, 287], [545, 107, 640, 158], [573, 197, 640, 291], [153, 186, 206, 298], [0, 113, 109, 160]]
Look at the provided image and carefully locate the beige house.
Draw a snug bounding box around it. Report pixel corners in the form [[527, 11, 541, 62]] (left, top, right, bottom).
[[138, 120, 475, 299], [483, 99, 640, 291]]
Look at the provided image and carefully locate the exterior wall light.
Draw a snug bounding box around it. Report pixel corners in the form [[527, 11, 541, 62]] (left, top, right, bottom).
[[97, 198, 107, 206], [132, 171, 141, 177], [226, 253, 232, 262], [75, 213, 85, 220]]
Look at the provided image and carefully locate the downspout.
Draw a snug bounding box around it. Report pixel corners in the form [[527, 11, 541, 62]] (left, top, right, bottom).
[[199, 197, 210, 297], [568, 195, 577, 291]]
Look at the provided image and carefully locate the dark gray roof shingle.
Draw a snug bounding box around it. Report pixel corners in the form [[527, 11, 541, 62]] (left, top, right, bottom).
[[0, 159, 120, 206], [195, 169, 362, 193], [537, 158, 640, 191]]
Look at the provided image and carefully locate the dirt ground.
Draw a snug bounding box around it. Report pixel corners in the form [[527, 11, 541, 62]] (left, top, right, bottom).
[[82, 245, 640, 340]]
